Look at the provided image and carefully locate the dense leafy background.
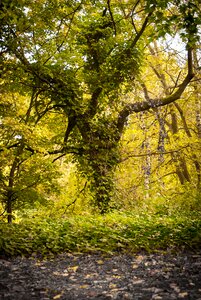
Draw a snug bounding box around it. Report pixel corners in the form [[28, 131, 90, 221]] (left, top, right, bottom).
[[0, 0, 201, 255]]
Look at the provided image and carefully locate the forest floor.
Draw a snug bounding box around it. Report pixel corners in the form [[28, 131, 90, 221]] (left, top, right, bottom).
[[0, 251, 201, 300]]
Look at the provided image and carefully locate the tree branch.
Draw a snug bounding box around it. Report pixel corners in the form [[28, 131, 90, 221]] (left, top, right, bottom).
[[63, 112, 77, 143], [107, 0, 117, 36], [0, 143, 20, 152], [86, 87, 102, 117], [120, 144, 191, 162], [117, 48, 194, 133], [131, 6, 155, 48]]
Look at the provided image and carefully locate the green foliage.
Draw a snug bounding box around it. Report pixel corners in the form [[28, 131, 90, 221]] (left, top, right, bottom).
[[1, 211, 201, 257], [0, 90, 63, 221], [146, 0, 201, 44], [0, 0, 200, 216]]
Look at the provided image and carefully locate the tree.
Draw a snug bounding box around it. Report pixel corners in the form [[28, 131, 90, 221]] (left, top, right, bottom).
[[0, 0, 200, 214], [0, 86, 62, 223], [116, 40, 201, 209]]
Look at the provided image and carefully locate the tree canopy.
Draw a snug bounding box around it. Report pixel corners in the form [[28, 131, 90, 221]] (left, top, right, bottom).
[[0, 0, 200, 221]]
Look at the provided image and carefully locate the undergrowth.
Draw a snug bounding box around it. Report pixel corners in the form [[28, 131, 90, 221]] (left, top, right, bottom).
[[0, 211, 201, 257]]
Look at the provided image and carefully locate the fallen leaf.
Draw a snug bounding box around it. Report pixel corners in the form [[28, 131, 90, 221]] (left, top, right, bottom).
[[112, 268, 118, 272], [96, 260, 104, 265], [152, 295, 162, 300], [109, 283, 117, 289], [178, 292, 188, 298], [79, 285, 89, 289], [136, 255, 144, 261], [85, 274, 93, 279], [53, 294, 62, 299], [112, 275, 121, 279], [132, 279, 144, 285], [68, 266, 78, 272], [132, 264, 138, 269], [170, 283, 180, 293]]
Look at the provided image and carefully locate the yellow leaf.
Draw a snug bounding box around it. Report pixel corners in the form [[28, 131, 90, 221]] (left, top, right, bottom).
[[136, 255, 143, 261], [109, 283, 117, 289], [53, 294, 62, 299], [79, 285, 89, 289], [112, 275, 121, 279], [68, 266, 78, 272], [132, 263, 138, 269], [96, 260, 104, 265]]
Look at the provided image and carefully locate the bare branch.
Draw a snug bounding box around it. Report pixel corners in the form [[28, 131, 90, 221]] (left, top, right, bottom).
[[52, 153, 66, 163], [131, 6, 155, 48], [117, 48, 194, 133], [120, 144, 191, 163], [107, 0, 117, 36]]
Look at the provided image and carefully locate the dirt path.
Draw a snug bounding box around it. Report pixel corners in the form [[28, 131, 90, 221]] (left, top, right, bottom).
[[0, 251, 201, 299]]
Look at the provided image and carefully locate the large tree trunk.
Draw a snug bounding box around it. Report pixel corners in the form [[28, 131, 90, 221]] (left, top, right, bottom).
[[86, 143, 119, 213], [91, 162, 114, 214], [78, 120, 120, 213]]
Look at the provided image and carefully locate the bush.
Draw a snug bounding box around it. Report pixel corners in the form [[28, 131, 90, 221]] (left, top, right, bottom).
[[0, 211, 201, 257]]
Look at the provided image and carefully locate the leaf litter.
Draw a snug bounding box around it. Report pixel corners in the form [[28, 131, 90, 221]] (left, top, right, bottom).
[[0, 251, 201, 299]]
